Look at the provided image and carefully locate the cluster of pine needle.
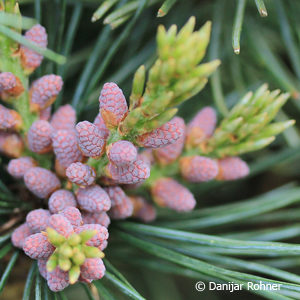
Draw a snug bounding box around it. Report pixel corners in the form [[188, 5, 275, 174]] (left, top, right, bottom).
[[1, 0, 300, 299]]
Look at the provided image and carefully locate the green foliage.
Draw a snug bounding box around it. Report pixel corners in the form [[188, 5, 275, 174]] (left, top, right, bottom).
[[254, 0, 268, 17], [205, 84, 294, 157], [157, 0, 177, 18], [1, 0, 300, 300], [92, 0, 161, 28], [121, 17, 220, 137], [0, 25, 65, 64], [46, 228, 103, 283], [0, 11, 36, 29]]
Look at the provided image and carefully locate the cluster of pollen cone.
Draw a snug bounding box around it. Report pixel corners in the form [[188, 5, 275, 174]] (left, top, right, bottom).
[[0, 24, 249, 291]]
